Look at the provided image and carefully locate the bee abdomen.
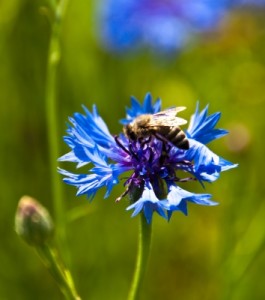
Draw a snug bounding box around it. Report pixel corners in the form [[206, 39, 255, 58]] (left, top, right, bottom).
[[175, 137, 189, 150], [167, 127, 189, 150]]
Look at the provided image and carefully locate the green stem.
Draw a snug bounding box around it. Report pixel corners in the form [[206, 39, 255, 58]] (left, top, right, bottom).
[[128, 213, 152, 300], [45, 0, 69, 259], [36, 244, 80, 300]]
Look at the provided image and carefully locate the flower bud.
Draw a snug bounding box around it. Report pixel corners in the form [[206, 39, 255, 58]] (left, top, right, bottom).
[[15, 196, 54, 246]]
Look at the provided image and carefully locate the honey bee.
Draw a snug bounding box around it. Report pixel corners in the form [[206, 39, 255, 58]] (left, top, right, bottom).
[[123, 107, 189, 150]]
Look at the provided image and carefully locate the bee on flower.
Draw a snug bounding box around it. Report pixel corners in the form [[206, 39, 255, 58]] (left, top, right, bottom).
[[59, 93, 237, 224]]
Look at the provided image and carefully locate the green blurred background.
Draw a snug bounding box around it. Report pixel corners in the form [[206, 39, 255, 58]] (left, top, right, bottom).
[[1, 1, 265, 299]]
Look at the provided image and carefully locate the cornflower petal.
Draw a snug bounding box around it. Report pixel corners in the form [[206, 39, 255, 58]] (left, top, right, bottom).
[[120, 93, 161, 125], [186, 102, 228, 144], [59, 163, 120, 201], [58, 145, 124, 200], [58, 105, 119, 167], [126, 183, 167, 224], [184, 139, 238, 182], [79, 105, 115, 147], [160, 184, 217, 220]]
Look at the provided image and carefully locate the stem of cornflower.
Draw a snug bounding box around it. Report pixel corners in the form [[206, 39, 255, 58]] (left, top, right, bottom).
[[45, 0, 69, 260], [36, 243, 80, 300], [128, 212, 152, 300]]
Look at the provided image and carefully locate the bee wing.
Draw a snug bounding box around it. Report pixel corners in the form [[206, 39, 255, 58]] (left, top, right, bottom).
[[153, 107, 186, 117], [148, 107, 187, 127]]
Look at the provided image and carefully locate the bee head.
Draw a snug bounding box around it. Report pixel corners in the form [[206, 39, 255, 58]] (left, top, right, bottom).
[[123, 124, 137, 140]]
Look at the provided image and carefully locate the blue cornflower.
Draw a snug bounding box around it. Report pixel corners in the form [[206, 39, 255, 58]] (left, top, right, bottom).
[[97, 0, 229, 53], [59, 93, 237, 224]]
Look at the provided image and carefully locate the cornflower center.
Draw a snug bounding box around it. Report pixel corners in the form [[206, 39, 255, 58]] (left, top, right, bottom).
[[115, 136, 195, 202]]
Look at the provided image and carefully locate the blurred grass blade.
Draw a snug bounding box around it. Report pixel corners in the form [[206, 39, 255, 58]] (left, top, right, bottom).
[[66, 205, 95, 223]]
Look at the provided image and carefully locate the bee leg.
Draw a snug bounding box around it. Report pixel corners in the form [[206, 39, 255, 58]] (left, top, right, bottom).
[[154, 132, 169, 144], [116, 177, 138, 202], [128, 143, 139, 160], [154, 133, 172, 152], [114, 135, 131, 155], [164, 142, 172, 152], [116, 186, 130, 202], [138, 135, 152, 148], [146, 146, 154, 163], [177, 177, 197, 183]]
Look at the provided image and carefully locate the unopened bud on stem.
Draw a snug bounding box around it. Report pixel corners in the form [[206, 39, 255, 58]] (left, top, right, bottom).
[[15, 196, 54, 246]]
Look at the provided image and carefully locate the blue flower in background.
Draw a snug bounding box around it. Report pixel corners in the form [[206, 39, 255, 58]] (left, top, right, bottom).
[[59, 93, 237, 223], [231, 0, 265, 6], [97, 0, 229, 53]]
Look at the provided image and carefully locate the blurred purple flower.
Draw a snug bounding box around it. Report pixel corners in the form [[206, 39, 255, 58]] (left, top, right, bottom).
[[59, 93, 237, 223], [231, 0, 265, 6], [97, 0, 229, 53]]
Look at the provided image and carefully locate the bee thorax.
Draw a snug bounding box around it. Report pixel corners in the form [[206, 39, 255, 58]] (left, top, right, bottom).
[[123, 113, 189, 150]]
